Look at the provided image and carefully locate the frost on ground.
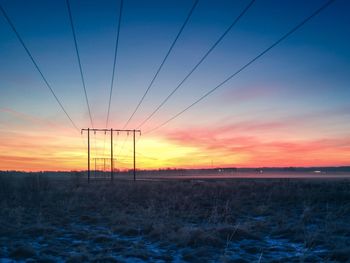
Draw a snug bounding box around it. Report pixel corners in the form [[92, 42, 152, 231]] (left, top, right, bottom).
[[0, 173, 350, 262]]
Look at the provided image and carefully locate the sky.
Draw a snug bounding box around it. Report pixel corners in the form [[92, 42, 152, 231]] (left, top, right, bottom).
[[0, 0, 350, 171]]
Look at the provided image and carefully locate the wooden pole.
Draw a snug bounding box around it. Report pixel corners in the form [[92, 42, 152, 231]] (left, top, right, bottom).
[[133, 129, 136, 181], [88, 128, 90, 183], [111, 128, 113, 182], [94, 158, 96, 178]]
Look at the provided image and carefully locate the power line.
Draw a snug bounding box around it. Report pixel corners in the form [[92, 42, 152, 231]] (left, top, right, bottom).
[[102, 0, 124, 159], [117, 0, 198, 159], [117, 131, 132, 156], [106, 0, 123, 129], [0, 4, 80, 132], [66, 0, 94, 129], [137, 0, 256, 128], [116, 128, 142, 160], [122, 0, 199, 129], [144, 0, 336, 135]]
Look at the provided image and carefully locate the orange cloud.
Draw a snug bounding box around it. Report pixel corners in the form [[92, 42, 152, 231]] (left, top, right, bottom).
[[160, 120, 350, 168], [1, 106, 349, 171]]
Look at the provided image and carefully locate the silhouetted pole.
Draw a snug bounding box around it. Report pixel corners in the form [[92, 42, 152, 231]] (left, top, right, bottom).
[[111, 128, 113, 182], [82, 128, 140, 183], [133, 129, 136, 181], [88, 128, 90, 183]]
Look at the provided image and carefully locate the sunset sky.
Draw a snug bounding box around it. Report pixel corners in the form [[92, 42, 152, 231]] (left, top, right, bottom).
[[1, 0, 350, 171]]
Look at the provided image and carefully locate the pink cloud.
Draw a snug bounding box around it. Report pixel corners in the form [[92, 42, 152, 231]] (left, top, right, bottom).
[[162, 118, 350, 167]]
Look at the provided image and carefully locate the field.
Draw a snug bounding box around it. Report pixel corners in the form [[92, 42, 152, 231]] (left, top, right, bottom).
[[1, 173, 350, 262]]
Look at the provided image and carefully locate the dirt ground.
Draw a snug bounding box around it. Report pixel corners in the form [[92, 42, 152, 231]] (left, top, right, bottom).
[[1, 173, 350, 262]]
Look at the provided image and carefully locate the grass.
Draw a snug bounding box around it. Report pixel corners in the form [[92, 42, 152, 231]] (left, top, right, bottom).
[[0, 173, 350, 262]]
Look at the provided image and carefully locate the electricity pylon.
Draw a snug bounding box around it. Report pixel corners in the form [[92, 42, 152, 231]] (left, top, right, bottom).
[[81, 128, 141, 182]]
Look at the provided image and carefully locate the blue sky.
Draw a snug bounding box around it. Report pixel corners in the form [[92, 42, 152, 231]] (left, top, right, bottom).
[[1, 0, 350, 170]]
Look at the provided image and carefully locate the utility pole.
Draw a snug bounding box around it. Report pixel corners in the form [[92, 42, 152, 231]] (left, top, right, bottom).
[[81, 128, 141, 182], [87, 128, 90, 183], [111, 128, 113, 181], [133, 129, 136, 181]]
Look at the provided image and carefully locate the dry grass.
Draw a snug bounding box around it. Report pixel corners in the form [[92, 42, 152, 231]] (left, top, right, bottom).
[[0, 173, 350, 262]]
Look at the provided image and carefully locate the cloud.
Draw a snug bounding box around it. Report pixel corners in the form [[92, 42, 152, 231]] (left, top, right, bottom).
[[161, 114, 350, 167], [0, 107, 59, 129]]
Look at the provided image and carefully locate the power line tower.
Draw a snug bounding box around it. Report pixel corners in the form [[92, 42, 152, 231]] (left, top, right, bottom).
[[81, 128, 141, 183]]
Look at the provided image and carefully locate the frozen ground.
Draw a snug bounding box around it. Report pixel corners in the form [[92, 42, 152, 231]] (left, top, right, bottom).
[[0, 173, 350, 262]]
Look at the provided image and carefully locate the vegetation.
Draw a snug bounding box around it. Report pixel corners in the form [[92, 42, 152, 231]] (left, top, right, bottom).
[[0, 173, 350, 262]]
